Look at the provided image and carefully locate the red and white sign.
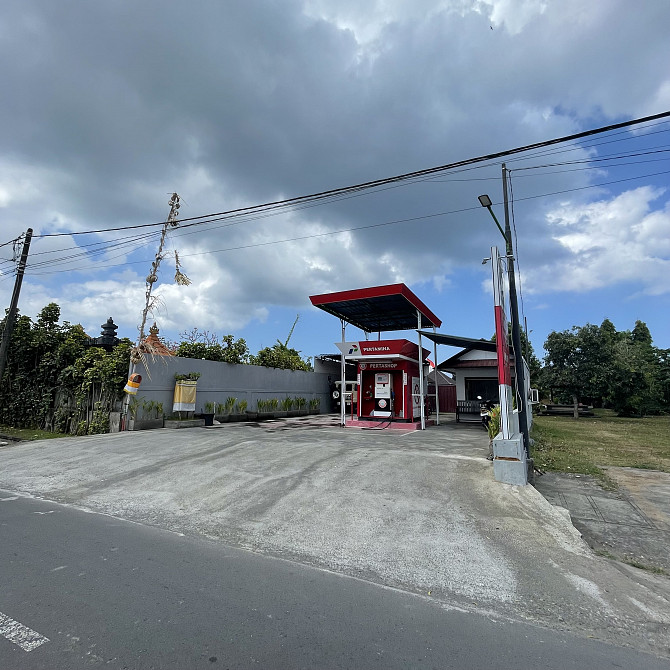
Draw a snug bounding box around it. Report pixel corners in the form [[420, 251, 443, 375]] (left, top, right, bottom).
[[491, 246, 513, 439], [336, 339, 429, 362], [360, 362, 399, 370], [494, 306, 511, 386]]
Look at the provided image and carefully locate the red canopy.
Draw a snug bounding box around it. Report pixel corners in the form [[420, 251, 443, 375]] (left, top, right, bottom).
[[310, 283, 441, 332]]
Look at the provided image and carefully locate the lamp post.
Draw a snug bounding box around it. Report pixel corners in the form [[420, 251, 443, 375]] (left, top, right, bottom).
[[478, 164, 531, 458]]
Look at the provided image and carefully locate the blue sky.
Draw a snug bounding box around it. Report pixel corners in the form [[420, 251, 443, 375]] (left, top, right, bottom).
[[1, 0, 669, 366]]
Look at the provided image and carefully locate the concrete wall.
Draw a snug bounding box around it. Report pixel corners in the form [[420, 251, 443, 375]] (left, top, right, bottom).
[[134, 356, 332, 415], [314, 356, 357, 381]]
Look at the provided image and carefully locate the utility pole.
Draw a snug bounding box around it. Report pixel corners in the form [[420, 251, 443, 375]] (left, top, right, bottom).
[[501, 165, 531, 458], [122, 194, 188, 429], [0, 228, 33, 382]]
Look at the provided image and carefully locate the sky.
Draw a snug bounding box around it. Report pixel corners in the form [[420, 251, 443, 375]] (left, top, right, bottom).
[[1, 0, 669, 367]]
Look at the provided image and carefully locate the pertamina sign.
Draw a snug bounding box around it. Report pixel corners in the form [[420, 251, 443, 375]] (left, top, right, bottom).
[[336, 339, 425, 360]]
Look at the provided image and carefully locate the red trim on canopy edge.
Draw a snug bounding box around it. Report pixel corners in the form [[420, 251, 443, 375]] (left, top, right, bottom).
[[309, 283, 441, 330]]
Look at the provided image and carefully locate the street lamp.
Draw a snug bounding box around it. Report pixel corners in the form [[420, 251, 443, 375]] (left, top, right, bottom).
[[479, 168, 531, 460], [477, 194, 506, 239]]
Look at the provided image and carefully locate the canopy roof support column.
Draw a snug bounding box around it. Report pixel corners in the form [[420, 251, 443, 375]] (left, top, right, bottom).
[[433, 325, 439, 425], [418, 309, 425, 430], [340, 319, 346, 427]]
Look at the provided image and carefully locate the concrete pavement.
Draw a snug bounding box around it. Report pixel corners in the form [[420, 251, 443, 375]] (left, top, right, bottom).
[[535, 468, 670, 573], [1, 415, 669, 659], [5, 493, 668, 669]]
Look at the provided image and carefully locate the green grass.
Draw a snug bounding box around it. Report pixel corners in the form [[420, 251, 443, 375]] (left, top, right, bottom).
[[532, 409, 670, 484], [593, 549, 667, 575], [0, 425, 66, 441]]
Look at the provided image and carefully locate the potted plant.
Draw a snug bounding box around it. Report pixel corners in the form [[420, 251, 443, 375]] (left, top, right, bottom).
[[282, 396, 298, 417], [245, 398, 258, 421], [201, 401, 215, 426], [215, 401, 228, 423], [174, 372, 201, 383], [309, 397, 320, 415], [256, 398, 274, 421], [127, 396, 139, 430], [215, 396, 237, 423], [230, 400, 247, 422], [295, 396, 308, 416], [164, 415, 206, 429], [128, 398, 164, 431], [271, 398, 286, 419], [486, 404, 501, 460]]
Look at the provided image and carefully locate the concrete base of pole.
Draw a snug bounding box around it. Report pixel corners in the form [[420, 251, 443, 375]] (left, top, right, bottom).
[[492, 432, 528, 486], [109, 412, 121, 433]]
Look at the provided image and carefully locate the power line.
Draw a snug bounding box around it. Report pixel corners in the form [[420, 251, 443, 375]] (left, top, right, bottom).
[[22, 142, 670, 268], [8, 111, 670, 276], [510, 146, 670, 172], [508, 172, 526, 335], [24, 162, 670, 277], [503, 122, 670, 166], [24, 110, 670, 240], [25, 206, 479, 276], [21, 148, 670, 272]]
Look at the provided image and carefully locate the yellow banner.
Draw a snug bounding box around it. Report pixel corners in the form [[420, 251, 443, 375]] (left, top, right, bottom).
[[173, 381, 197, 411]]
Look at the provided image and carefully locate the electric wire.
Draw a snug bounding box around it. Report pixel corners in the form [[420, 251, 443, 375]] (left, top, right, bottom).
[[18, 146, 670, 272], [23, 161, 670, 277], [5, 112, 670, 275], [508, 172, 526, 339], [25, 206, 480, 276], [22, 160, 670, 276], [509, 147, 670, 172], [25, 230, 164, 271], [0, 237, 21, 250], [23, 110, 670, 240], [5, 127, 670, 275], [503, 121, 670, 166], [19, 143, 670, 269], [20, 131, 670, 264]]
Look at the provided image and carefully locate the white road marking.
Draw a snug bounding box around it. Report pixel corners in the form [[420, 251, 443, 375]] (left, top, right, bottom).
[[50, 565, 67, 572], [33, 510, 55, 515], [0, 611, 49, 651], [0, 496, 19, 502]]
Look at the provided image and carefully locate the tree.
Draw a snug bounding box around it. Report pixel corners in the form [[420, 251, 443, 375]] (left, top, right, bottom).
[[632, 320, 653, 347], [0, 303, 130, 432], [175, 329, 249, 364], [608, 323, 659, 417], [249, 343, 312, 371], [541, 319, 664, 418], [655, 348, 670, 412], [542, 328, 588, 418]]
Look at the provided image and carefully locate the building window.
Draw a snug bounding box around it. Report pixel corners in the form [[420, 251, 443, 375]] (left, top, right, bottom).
[[465, 378, 498, 402]]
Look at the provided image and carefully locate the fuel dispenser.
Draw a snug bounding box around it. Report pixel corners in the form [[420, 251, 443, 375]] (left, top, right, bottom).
[[373, 372, 392, 416]]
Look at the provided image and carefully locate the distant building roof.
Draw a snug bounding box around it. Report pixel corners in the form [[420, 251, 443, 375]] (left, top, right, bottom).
[[438, 347, 515, 371], [139, 323, 174, 357], [426, 369, 455, 385]]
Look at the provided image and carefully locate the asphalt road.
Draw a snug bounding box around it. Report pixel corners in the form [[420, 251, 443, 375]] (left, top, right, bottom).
[[2, 492, 667, 670]]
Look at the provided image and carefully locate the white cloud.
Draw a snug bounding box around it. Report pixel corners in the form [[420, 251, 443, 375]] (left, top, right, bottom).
[[528, 187, 670, 295], [1, 0, 669, 344], [485, 0, 548, 34]]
